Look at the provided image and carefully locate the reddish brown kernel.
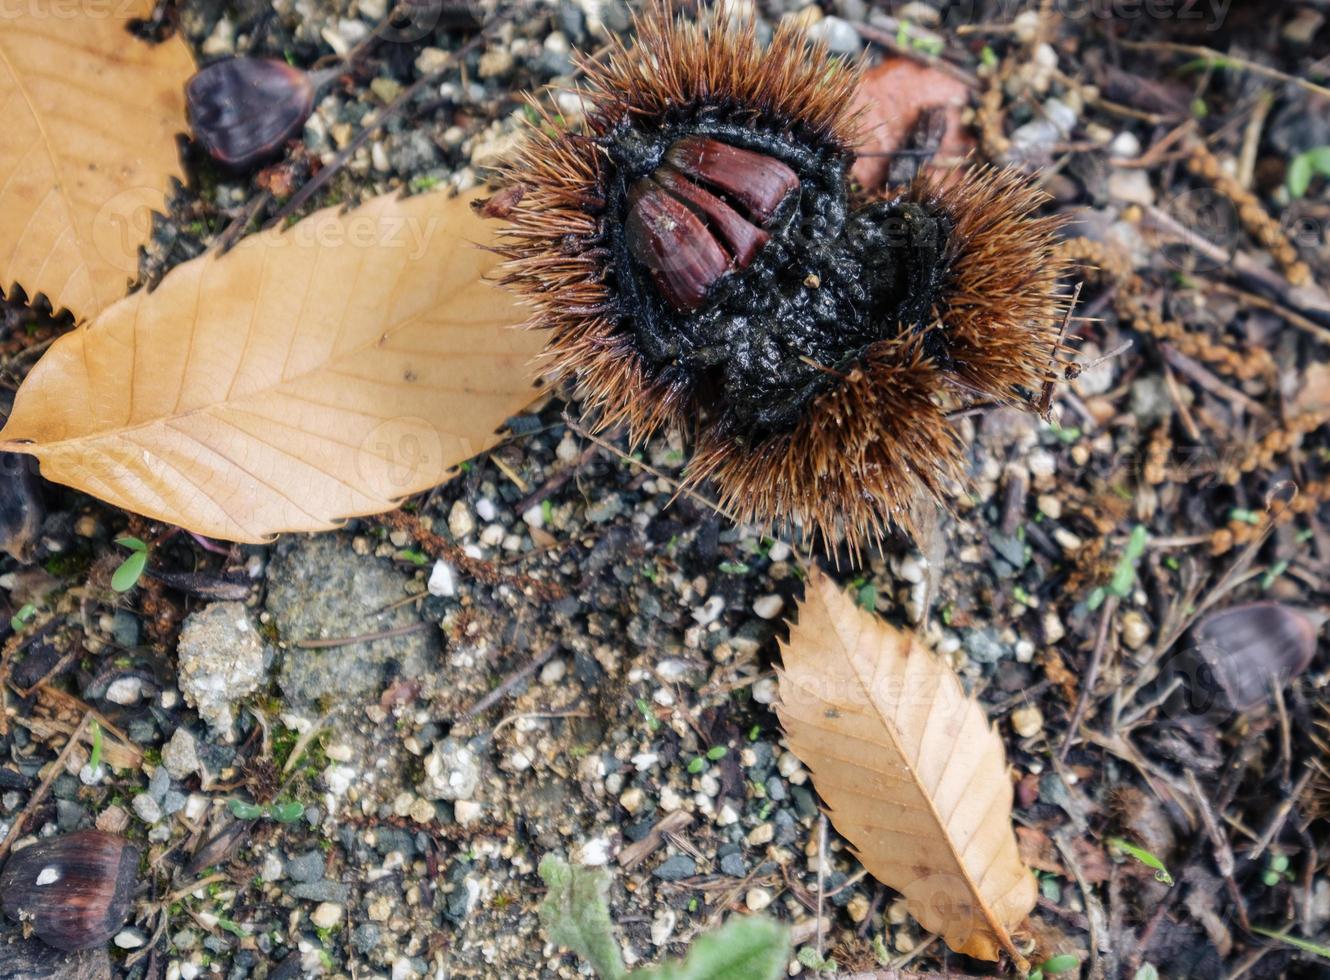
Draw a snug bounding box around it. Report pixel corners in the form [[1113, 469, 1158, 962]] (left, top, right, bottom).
[[666, 136, 799, 223], [625, 177, 731, 312], [653, 165, 769, 267]]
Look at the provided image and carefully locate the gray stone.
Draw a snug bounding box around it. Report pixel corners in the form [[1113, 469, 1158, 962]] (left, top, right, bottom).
[[162, 791, 187, 816], [290, 880, 351, 903], [652, 855, 696, 881], [351, 922, 382, 954], [585, 494, 623, 523], [176, 602, 267, 731], [964, 628, 1008, 664], [133, 793, 163, 824], [419, 738, 480, 801], [287, 850, 327, 884], [162, 727, 201, 781], [111, 611, 141, 649], [56, 798, 85, 832], [148, 766, 170, 802], [808, 16, 860, 55], [266, 536, 437, 705], [719, 852, 747, 877], [387, 129, 439, 173]]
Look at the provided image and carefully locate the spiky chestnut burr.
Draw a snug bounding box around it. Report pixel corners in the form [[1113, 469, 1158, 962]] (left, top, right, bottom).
[[489, 4, 1068, 551]]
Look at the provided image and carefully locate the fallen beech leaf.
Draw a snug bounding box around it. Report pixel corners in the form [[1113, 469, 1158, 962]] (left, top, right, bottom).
[[0, 3, 193, 318], [0, 191, 545, 542], [775, 568, 1036, 967], [850, 58, 974, 192]]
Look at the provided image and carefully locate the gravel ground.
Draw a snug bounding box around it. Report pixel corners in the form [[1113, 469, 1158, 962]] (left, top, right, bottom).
[[2, 0, 1330, 978]]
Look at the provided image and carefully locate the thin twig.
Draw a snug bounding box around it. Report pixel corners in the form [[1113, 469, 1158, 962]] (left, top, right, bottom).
[[1054, 832, 1109, 980], [0, 713, 91, 862], [1060, 594, 1118, 763], [266, 26, 498, 228], [1119, 40, 1330, 101], [1186, 770, 1250, 933], [458, 645, 558, 722], [563, 416, 741, 524], [1249, 767, 1314, 861], [293, 621, 431, 649]]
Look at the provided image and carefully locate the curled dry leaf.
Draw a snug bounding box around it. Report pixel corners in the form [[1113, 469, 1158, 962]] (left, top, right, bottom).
[[0, 2, 193, 318], [849, 58, 975, 192], [0, 191, 546, 542], [775, 567, 1036, 968]]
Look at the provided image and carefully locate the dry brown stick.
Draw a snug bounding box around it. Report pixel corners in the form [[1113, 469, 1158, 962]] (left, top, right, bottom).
[[267, 25, 498, 228], [1186, 770, 1251, 933], [0, 713, 91, 862], [1059, 594, 1118, 763], [1248, 767, 1314, 862], [1159, 344, 1269, 417], [1054, 831, 1109, 980], [1143, 205, 1330, 322], [563, 416, 741, 524], [850, 20, 980, 89], [1119, 40, 1330, 101], [293, 621, 431, 649], [457, 644, 558, 722], [1206, 280, 1330, 346]]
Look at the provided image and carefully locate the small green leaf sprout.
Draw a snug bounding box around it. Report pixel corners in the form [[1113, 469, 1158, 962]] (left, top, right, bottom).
[[111, 536, 150, 593]]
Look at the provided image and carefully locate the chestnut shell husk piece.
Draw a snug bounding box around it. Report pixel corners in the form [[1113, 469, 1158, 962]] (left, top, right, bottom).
[[0, 395, 43, 564], [1161, 601, 1323, 724], [0, 831, 140, 952], [186, 58, 315, 169]]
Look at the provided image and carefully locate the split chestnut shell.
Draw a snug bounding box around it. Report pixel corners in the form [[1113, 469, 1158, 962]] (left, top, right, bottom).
[[0, 830, 140, 952], [490, 7, 1069, 551], [187, 58, 315, 169]]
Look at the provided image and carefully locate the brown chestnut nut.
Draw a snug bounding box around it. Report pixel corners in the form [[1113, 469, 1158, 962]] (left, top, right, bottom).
[[0, 831, 140, 952], [1161, 602, 1324, 724], [186, 58, 315, 169], [624, 137, 797, 312], [0, 396, 43, 564]]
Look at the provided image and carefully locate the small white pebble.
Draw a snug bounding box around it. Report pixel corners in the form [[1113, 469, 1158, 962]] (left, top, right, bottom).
[[745, 887, 773, 911], [427, 560, 456, 598], [751, 676, 778, 705], [752, 594, 784, 620], [310, 903, 343, 930], [692, 595, 725, 626], [1011, 706, 1044, 739], [454, 800, 484, 826]]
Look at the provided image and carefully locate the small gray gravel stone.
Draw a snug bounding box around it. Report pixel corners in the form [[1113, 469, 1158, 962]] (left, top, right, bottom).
[[808, 15, 860, 54], [351, 922, 382, 954], [162, 727, 201, 781], [964, 628, 1008, 664], [290, 881, 351, 903], [719, 852, 747, 877], [653, 855, 697, 881], [133, 793, 163, 824], [287, 851, 327, 884], [419, 738, 480, 801], [176, 602, 267, 731]]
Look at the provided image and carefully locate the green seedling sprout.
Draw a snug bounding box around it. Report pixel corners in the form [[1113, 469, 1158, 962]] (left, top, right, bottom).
[[111, 536, 150, 593], [1108, 837, 1174, 886]]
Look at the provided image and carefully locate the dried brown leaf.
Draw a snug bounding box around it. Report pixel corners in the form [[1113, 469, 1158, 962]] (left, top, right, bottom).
[[775, 568, 1036, 968], [849, 57, 974, 192], [0, 3, 193, 317], [0, 191, 545, 542]]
